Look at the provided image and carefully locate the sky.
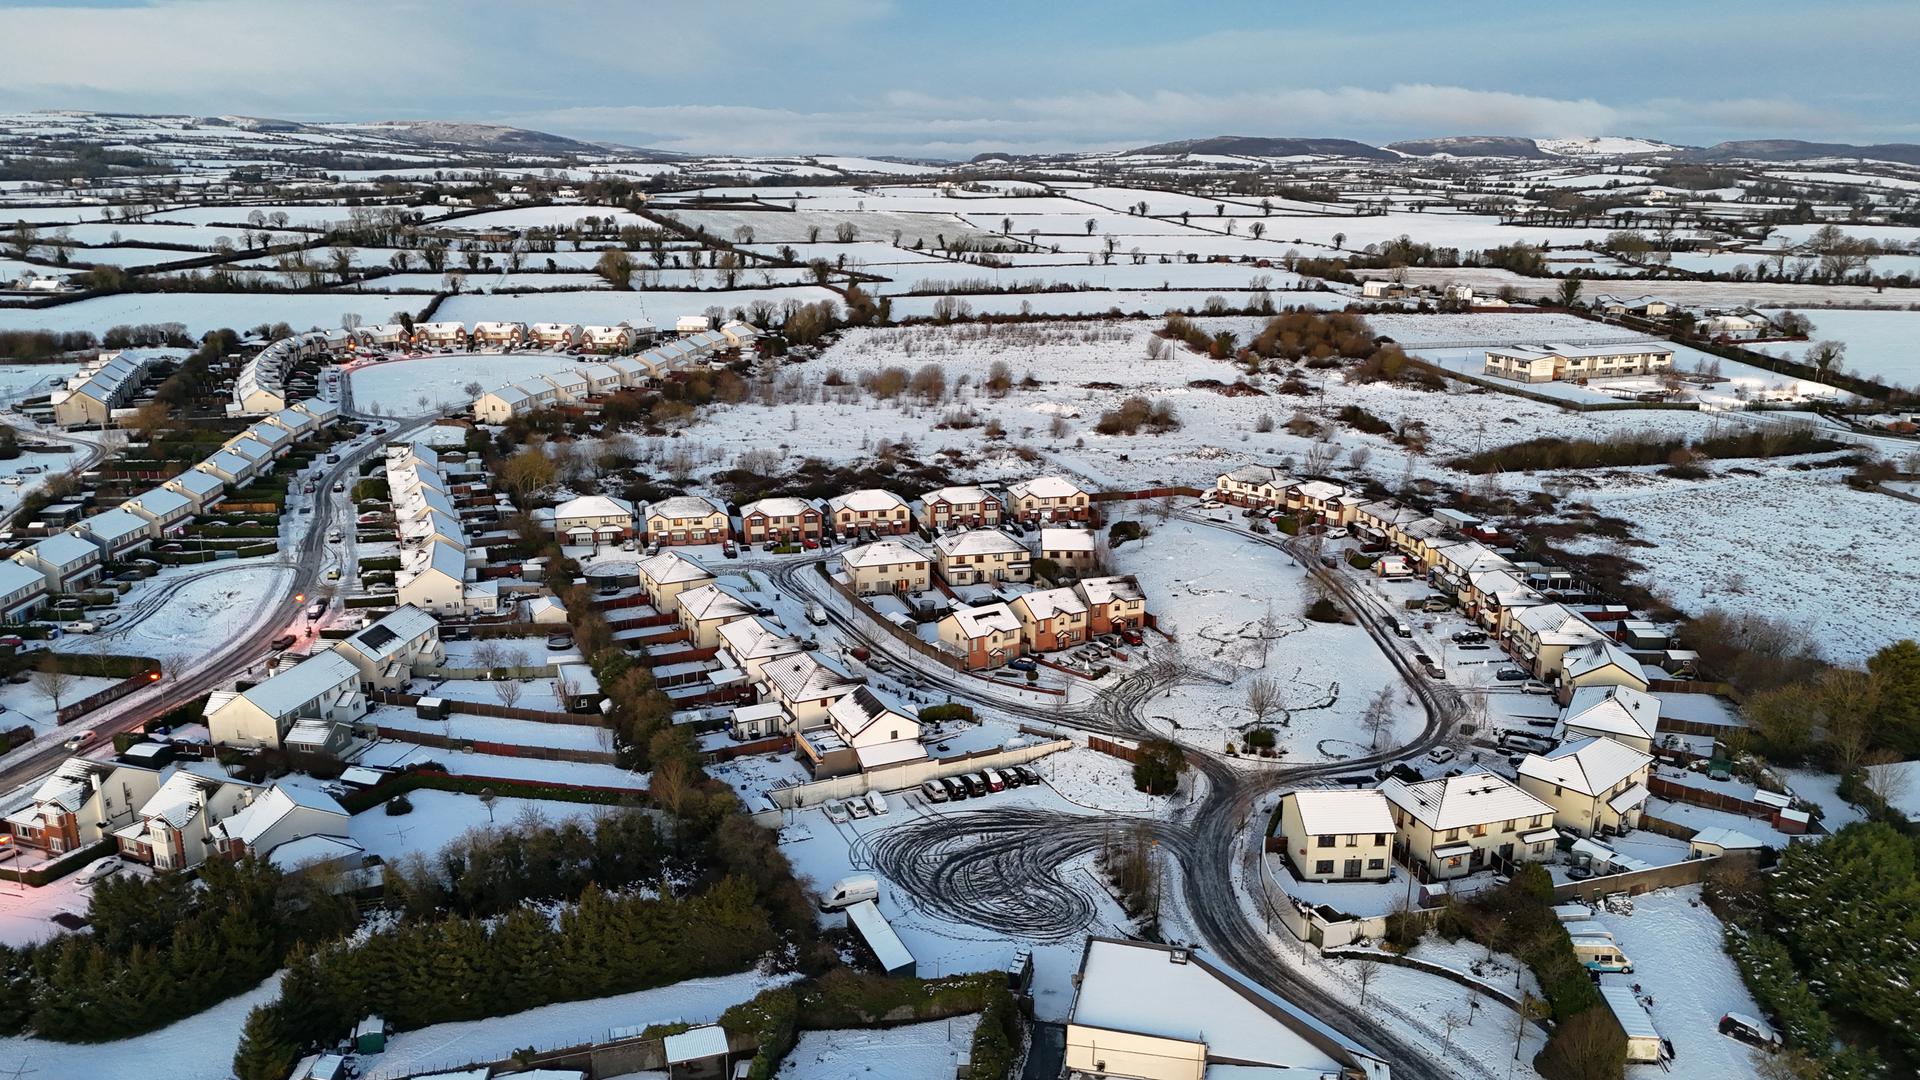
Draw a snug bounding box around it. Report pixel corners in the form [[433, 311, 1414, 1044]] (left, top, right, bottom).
[[0, 0, 1915, 158]]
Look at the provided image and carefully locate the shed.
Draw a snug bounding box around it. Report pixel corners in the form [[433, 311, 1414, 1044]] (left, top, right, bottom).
[[844, 898, 915, 975], [353, 1014, 386, 1054], [415, 696, 448, 720], [1599, 985, 1663, 1064], [664, 1023, 731, 1079]]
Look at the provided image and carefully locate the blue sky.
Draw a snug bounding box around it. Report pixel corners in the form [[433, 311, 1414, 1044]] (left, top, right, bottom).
[[0, 0, 1914, 157]]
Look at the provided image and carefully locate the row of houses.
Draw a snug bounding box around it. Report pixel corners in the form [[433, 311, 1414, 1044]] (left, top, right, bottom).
[[469, 321, 761, 423], [0, 397, 339, 620], [1481, 341, 1675, 384], [386, 441, 500, 618], [1277, 729, 1655, 884], [934, 575, 1147, 669], [535, 476, 1095, 550], [51, 349, 162, 428], [6, 753, 356, 873], [230, 330, 339, 415], [1211, 466, 1654, 700]]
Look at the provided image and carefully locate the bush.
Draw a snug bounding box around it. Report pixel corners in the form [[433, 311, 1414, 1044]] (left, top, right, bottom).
[[385, 794, 413, 815], [1244, 727, 1277, 750], [1533, 1006, 1627, 1080], [1132, 738, 1187, 794], [1305, 597, 1343, 622], [918, 703, 976, 724], [1094, 395, 1179, 435], [1107, 520, 1142, 546]]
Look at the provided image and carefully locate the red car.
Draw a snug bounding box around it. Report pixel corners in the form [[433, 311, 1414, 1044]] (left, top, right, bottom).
[[1121, 628, 1145, 646], [802, 537, 820, 550]]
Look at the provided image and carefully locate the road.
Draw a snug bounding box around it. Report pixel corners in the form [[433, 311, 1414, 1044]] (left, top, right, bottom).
[[0, 411, 438, 794], [770, 512, 1472, 1079]]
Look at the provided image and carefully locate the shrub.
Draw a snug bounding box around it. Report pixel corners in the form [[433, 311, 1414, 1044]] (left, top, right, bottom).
[[918, 703, 976, 724], [1107, 520, 1143, 546], [1305, 597, 1343, 622], [384, 793, 413, 815], [1095, 395, 1179, 435]]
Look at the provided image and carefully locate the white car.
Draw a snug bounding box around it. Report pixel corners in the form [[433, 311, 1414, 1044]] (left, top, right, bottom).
[[1426, 747, 1456, 765], [76, 857, 123, 887]]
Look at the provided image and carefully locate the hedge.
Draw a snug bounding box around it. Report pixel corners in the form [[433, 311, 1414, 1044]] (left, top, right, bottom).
[[358, 557, 402, 571], [0, 839, 113, 886], [918, 703, 977, 724], [341, 768, 647, 814], [344, 593, 398, 608]]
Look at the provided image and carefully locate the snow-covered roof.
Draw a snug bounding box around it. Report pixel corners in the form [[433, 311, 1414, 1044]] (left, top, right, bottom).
[[647, 494, 727, 519], [1562, 685, 1660, 742], [922, 484, 995, 506], [678, 583, 753, 622], [29, 757, 115, 812], [828, 488, 908, 514], [1518, 737, 1653, 797], [663, 1025, 730, 1065], [856, 738, 928, 770], [1068, 938, 1379, 1074], [1564, 638, 1647, 684], [1379, 771, 1555, 831], [934, 528, 1027, 558], [1599, 985, 1661, 1042], [139, 762, 252, 829], [338, 605, 439, 665], [122, 486, 192, 519], [827, 686, 910, 740], [170, 469, 224, 496], [1488, 340, 1673, 361], [233, 651, 362, 719], [553, 494, 635, 520], [209, 783, 347, 847], [1008, 475, 1085, 501], [1287, 789, 1394, 837], [638, 549, 712, 584], [740, 496, 816, 519], [945, 602, 1021, 639], [1039, 527, 1094, 552], [420, 540, 468, 582], [842, 539, 928, 569], [201, 450, 253, 478], [717, 616, 801, 662], [267, 833, 365, 872], [1220, 463, 1294, 487], [761, 652, 860, 702], [25, 532, 99, 568], [77, 507, 149, 544], [1293, 479, 1345, 502], [1075, 575, 1143, 606], [0, 559, 44, 597], [1015, 586, 1087, 621]]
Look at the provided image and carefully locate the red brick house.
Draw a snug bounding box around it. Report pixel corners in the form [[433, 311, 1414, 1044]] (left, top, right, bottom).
[[740, 497, 823, 543]]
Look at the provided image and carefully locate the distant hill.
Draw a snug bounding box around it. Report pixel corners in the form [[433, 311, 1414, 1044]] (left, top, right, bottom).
[[1387, 135, 1550, 159], [1126, 136, 1396, 160], [337, 120, 606, 155], [1679, 139, 1920, 166]]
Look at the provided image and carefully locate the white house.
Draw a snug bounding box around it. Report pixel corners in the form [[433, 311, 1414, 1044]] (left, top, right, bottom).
[[165, 470, 227, 513], [73, 507, 154, 560], [209, 784, 352, 861], [205, 650, 368, 751], [11, 532, 103, 592], [758, 652, 862, 730], [397, 541, 471, 615], [331, 605, 444, 690], [1516, 736, 1654, 839], [0, 559, 49, 621], [1559, 685, 1661, 753], [1273, 789, 1396, 882], [539, 494, 637, 545], [1380, 771, 1558, 880]]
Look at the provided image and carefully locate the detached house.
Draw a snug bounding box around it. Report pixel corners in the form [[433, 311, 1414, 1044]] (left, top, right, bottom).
[[1380, 771, 1558, 881], [828, 489, 911, 536], [1011, 587, 1089, 653], [796, 687, 924, 778], [1213, 464, 1295, 507], [937, 603, 1025, 670], [1558, 685, 1661, 753], [1516, 736, 1654, 839], [1274, 789, 1395, 882], [740, 497, 823, 544], [919, 485, 1002, 529], [934, 529, 1030, 586], [208, 784, 352, 861], [841, 540, 931, 596], [1006, 476, 1090, 523], [6, 758, 167, 855], [637, 550, 715, 614], [114, 763, 260, 872], [757, 652, 862, 729], [205, 650, 368, 751], [332, 605, 443, 690], [646, 495, 730, 546], [1076, 575, 1147, 635]]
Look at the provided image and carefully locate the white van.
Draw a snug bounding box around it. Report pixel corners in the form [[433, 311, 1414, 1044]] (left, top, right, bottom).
[[818, 874, 879, 911], [865, 790, 889, 816], [1570, 932, 1633, 974]]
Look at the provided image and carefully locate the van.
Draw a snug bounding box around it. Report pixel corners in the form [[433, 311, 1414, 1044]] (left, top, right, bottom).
[[865, 790, 889, 816], [1569, 932, 1633, 974], [983, 768, 1007, 792], [920, 779, 949, 804], [1392, 620, 1412, 638], [1718, 1012, 1782, 1052], [818, 874, 879, 912], [307, 602, 326, 620]]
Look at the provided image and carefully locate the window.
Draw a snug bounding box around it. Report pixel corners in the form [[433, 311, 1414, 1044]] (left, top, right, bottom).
[[1315, 860, 1335, 875], [1374, 833, 1387, 846], [1368, 858, 1385, 871], [1445, 828, 1460, 841], [1316, 835, 1335, 848], [1503, 819, 1516, 833], [1345, 834, 1358, 847]]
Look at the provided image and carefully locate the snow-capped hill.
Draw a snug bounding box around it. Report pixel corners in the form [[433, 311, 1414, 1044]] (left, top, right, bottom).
[[1537, 136, 1681, 157]]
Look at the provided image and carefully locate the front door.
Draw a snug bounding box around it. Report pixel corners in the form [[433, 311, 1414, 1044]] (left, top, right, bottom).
[[1344, 858, 1362, 879]]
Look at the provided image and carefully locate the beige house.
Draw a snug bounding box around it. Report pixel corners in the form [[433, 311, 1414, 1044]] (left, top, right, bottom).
[[1038, 527, 1097, 576], [840, 540, 931, 595], [204, 651, 368, 751], [1380, 771, 1558, 881], [676, 583, 755, 648], [1516, 736, 1654, 839], [827, 489, 911, 536], [331, 605, 443, 690], [1006, 475, 1090, 522], [113, 763, 261, 872], [1483, 342, 1674, 383], [637, 550, 715, 614], [757, 652, 862, 730], [1010, 587, 1088, 653], [645, 495, 730, 546], [716, 616, 802, 684], [933, 528, 1030, 586], [937, 603, 1025, 670], [1213, 464, 1295, 507], [1063, 937, 1390, 1080], [1558, 685, 1660, 753], [1076, 575, 1147, 635], [918, 485, 1002, 529], [542, 494, 637, 545], [1273, 789, 1395, 882], [794, 686, 924, 778]]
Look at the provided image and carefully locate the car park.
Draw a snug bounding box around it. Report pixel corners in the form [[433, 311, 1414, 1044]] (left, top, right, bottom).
[[847, 797, 870, 819]]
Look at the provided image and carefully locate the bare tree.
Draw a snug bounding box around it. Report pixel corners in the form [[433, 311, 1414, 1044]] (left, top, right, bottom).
[[1353, 958, 1380, 1008], [1862, 749, 1912, 809], [494, 675, 524, 710], [1246, 675, 1284, 727], [34, 654, 73, 714], [1360, 686, 1396, 750], [471, 638, 505, 677]]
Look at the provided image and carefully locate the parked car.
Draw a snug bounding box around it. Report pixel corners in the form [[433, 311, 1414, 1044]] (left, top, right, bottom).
[[847, 798, 870, 819], [864, 790, 889, 816], [75, 857, 123, 887], [1719, 1013, 1782, 1052], [1013, 765, 1041, 786], [1121, 628, 1145, 646], [963, 773, 989, 797], [1427, 748, 1456, 765], [1198, 499, 1223, 510], [270, 634, 297, 651], [1520, 680, 1554, 695], [60, 620, 97, 634], [939, 777, 967, 801], [1392, 619, 1412, 638], [823, 801, 850, 824], [332, 482, 345, 493], [721, 543, 738, 559], [326, 529, 342, 542], [983, 768, 1007, 792], [920, 779, 950, 804], [1006, 657, 1037, 672], [1451, 630, 1487, 644], [1494, 668, 1528, 682]]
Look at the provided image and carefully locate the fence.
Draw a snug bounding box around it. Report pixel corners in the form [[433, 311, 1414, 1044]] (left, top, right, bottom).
[[373, 725, 616, 764], [371, 689, 603, 727], [1648, 774, 1774, 819], [763, 736, 1071, 811], [1091, 486, 1204, 503], [1087, 735, 1139, 763], [1550, 849, 1753, 902], [56, 661, 161, 723]]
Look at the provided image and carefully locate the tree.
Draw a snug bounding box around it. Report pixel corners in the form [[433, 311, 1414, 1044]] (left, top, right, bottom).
[[499, 446, 557, 498], [1250, 222, 1265, 241], [1806, 339, 1847, 376], [1331, 232, 1345, 250], [8, 220, 37, 259], [1132, 738, 1188, 795], [1868, 639, 1920, 753], [463, 381, 484, 400], [1360, 686, 1395, 750], [595, 248, 634, 289], [35, 654, 73, 713], [1532, 1006, 1626, 1080], [1084, 218, 1096, 235], [1556, 274, 1583, 308], [1246, 676, 1284, 727], [494, 676, 524, 710]]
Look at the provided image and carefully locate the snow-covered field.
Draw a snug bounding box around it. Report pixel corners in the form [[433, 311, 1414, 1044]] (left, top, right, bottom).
[[0, 972, 282, 1080], [97, 560, 295, 659], [775, 1014, 979, 1079], [348, 351, 603, 411], [0, 291, 428, 337], [347, 789, 604, 862], [354, 738, 650, 790], [1754, 307, 1920, 388], [432, 286, 841, 326], [0, 675, 120, 735]]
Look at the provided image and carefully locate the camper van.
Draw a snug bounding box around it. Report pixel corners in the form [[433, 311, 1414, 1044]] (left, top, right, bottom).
[[818, 874, 880, 912], [1570, 931, 1634, 974]]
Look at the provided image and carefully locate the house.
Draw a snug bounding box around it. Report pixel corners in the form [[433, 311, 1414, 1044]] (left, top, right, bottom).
[[827, 489, 911, 536], [757, 652, 862, 729], [1038, 527, 1098, 576], [645, 495, 730, 546], [234, 420, 294, 458], [933, 529, 1030, 586], [578, 363, 624, 395], [11, 532, 103, 592], [470, 321, 527, 348], [165, 469, 227, 513], [332, 605, 444, 690], [528, 322, 583, 348], [1361, 278, 1410, 299], [538, 369, 590, 404], [397, 540, 471, 615], [522, 595, 569, 625], [205, 650, 368, 751], [197, 450, 258, 487], [1558, 685, 1661, 753], [840, 540, 931, 595], [113, 762, 261, 871], [1379, 771, 1558, 880], [936, 602, 1025, 670], [1507, 604, 1613, 684], [718, 320, 761, 351], [1594, 294, 1670, 318], [472, 384, 535, 423], [1273, 789, 1395, 882], [716, 616, 802, 684], [1287, 480, 1359, 525], [1063, 936, 1390, 1080], [740, 497, 823, 544], [1006, 476, 1090, 522], [264, 407, 318, 441], [677, 583, 755, 648], [1516, 736, 1654, 839], [583, 324, 638, 353], [919, 485, 1002, 529], [1483, 342, 1675, 383], [1010, 587, 1089, 652], [73, 507, 154, 560], [5, 758, 167, 855], [1561, 638, 1650, 698], [52, 352, 155, 427], [1076, 575, 1147, 635], [795, 686, 924, 777], [413, 321, 468, 348], [0, 559, 49, 621], [1213, 464, 1295, 507], [209, 784, 352, 861], [359, 323, 411, 347], [637, 550, 715, 613], [541, 495, 637, 546]]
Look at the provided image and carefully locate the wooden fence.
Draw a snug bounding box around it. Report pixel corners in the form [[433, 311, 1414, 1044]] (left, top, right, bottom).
[[373, 725, 616, 764], [1087, 735, 1139, 763], [1649, 774, 1774, 819], [372, 689, 603, 727]]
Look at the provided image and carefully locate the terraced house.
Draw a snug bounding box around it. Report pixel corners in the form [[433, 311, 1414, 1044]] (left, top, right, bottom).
[[828, 488, 912, 536], [645, 495, 730, 546], [840, 540, 931, 595], [1212, 464, 1295, 507], [918, 484, 1002, 529], [937, 602, 1026, 670], [1380, 771, 1558, 881], [1075, 575, 1147, 635], [1006, 475, 1090, 522], [740, 497, 823, 544], [934, 528, 1030, 586], [1011, 587, 1089, 652]]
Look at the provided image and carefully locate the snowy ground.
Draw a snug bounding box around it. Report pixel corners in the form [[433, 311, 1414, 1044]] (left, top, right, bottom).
[[1590, 887, 1768, 1080], [0, 972, 282, 1080], [363, 968, 797, 1080], [774, 1014, 979, 1079], [0, 675, 120, 735], [94, 559, 295, 659], [1778, 768, 1867, 831], [353, 739, 650, 791], [0, 860, 114, 947], [347, 789, 608, 863], [0, 291, 430, 337], [1753, 307, 1920, 389]]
